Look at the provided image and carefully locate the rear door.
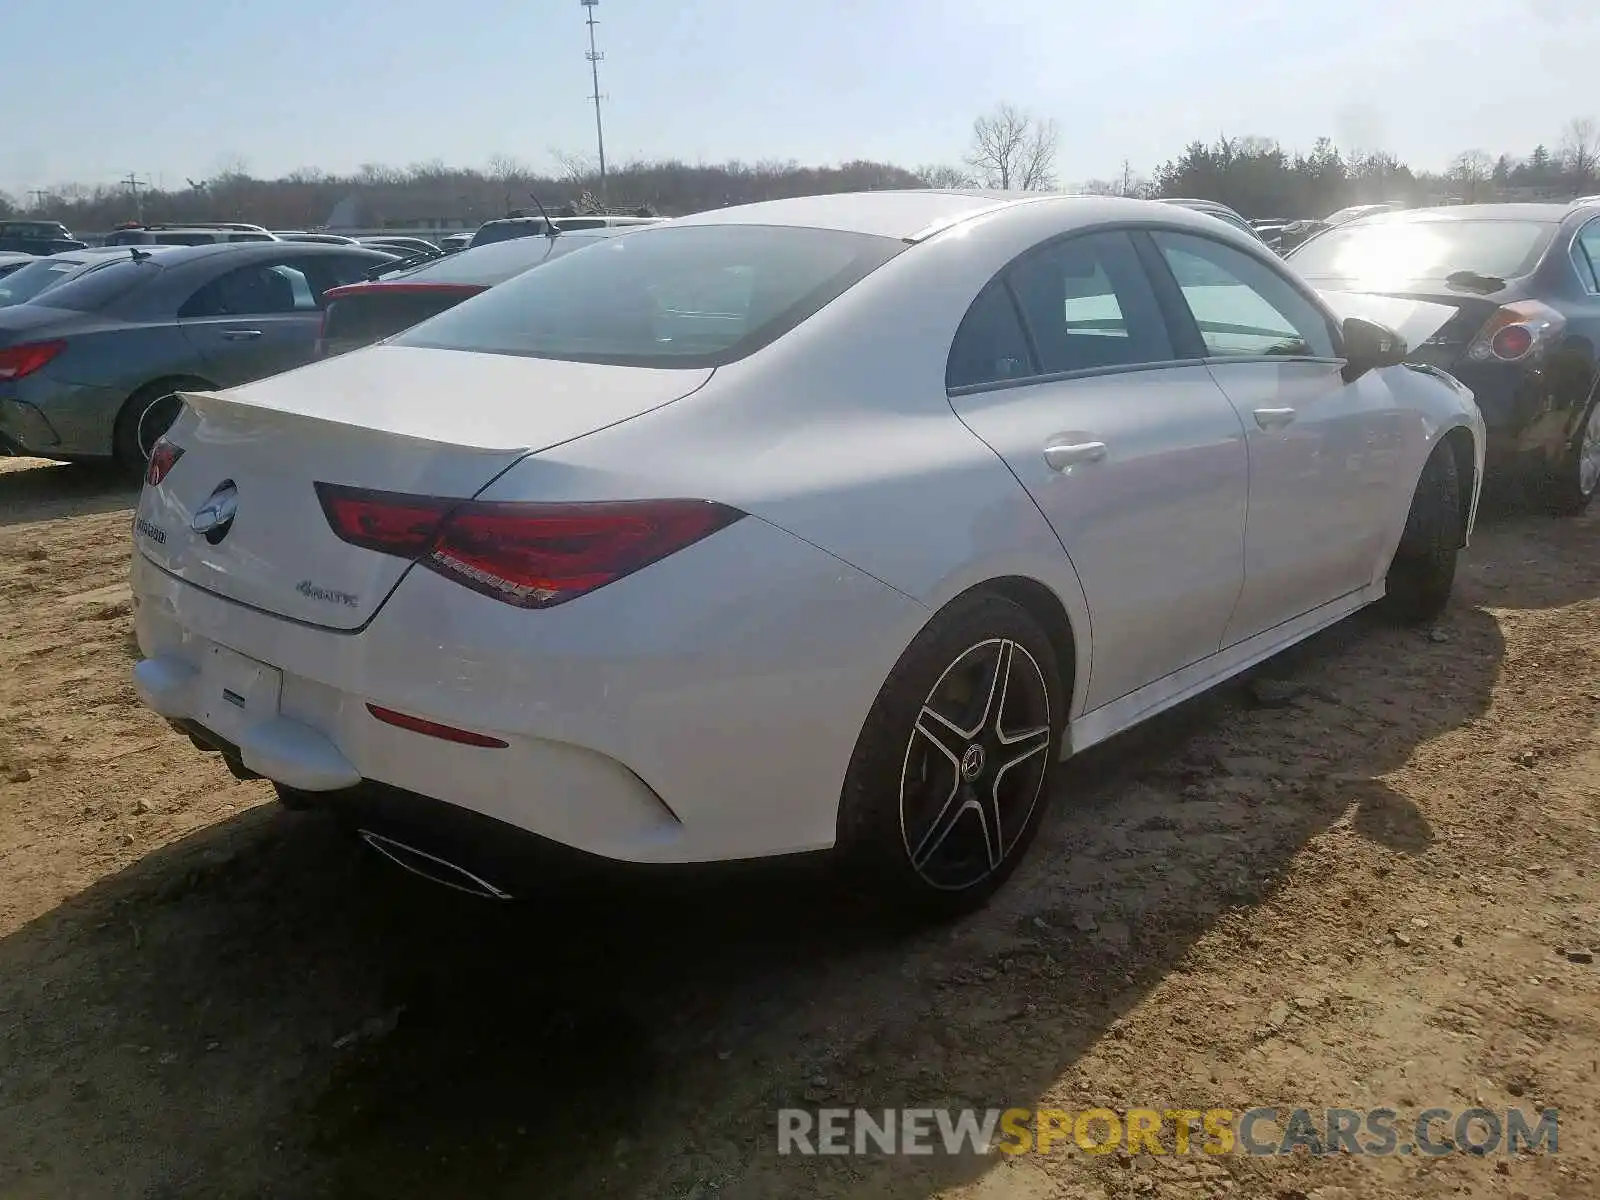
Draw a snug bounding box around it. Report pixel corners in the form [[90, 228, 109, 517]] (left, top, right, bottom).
[[946, 230, 1249, 711], [177, 258, 326, 384], [1143, 229, 1405, 645]]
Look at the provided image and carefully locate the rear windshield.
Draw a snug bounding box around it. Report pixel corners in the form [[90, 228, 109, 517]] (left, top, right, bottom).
[[0, 257, 94, 306], [1289, 219, 1556, 283], [469, 220, 548, 247], [0, 257, 163, 312], [395, 223, 906, 368], [396, 236, 559, 286]]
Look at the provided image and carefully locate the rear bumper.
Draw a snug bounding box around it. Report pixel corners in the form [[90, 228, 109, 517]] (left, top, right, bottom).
[[0, 377, 123, 459], [129, 516, 929, 865]]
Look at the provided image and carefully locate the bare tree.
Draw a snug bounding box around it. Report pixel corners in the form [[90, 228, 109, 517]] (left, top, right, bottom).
[[487, 154, 532, 183], [1079, 159, 1148, 198], [1560, 117, 1600, 185], [551, 149, 597, 185], [1450, 150, 1494, 200], [965, 103, 1060, 191], [916, 163, 977, 189]]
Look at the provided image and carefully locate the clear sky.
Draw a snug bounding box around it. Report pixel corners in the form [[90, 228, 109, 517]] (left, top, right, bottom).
[[5, 0, 1598, 196]]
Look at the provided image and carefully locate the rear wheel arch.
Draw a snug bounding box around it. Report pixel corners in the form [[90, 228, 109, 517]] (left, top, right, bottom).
[[112, 374, 217, 470], [976, 575, 1079, 703]]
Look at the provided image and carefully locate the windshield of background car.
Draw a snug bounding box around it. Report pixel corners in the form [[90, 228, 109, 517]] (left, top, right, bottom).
[[395, 223, 907, 367], [0, 256, 165, 312], [1289, 219, 1557, 285]]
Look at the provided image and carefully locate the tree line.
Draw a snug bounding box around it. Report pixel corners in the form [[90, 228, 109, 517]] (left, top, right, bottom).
[[5, 105, 1599, 232]]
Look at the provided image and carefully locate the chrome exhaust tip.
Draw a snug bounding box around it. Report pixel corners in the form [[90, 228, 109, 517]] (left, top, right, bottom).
[[357, 829, 514, 900]]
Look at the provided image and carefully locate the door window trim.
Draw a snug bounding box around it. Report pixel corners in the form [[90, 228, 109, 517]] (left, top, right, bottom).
[[1136, 226, 1347, 366], [944, 224, 1208, 397], [1569, 215, 1600, 296]]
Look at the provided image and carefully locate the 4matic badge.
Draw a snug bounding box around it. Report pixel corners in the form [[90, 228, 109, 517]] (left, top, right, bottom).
[[296, 580, 360, 608]]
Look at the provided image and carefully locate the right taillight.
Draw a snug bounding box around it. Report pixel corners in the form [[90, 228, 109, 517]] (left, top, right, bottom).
[[1464, 299, 1566, 365], [0, 340, 67, 381], [314, 483, 745, 609]]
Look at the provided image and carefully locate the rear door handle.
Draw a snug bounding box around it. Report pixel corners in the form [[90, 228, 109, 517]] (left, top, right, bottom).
[[222, 329, 263, 341], [1043, 440, 1108, 471], [1253, 407, 1297, 430]]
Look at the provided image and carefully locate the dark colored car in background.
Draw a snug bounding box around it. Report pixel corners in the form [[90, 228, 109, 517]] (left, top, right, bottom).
[[317, 228, 628, 357], [0, 241, 397, 468], [1159, 198, 1265, 242], [0, 220, 86, 256], [1289, 201, 1600, 512]]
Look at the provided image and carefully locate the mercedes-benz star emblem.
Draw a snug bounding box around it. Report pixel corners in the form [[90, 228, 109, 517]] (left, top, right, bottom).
[[191, 480, 239, 546], [960, 743, 986, 782]]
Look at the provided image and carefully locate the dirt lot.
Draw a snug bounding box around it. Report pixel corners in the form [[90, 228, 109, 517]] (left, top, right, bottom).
[[1, 452, 1598, 1200]]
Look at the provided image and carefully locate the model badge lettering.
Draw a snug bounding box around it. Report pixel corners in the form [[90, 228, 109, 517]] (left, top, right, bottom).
[[296, 580, 359, 608], [133, 517, 167, 544]]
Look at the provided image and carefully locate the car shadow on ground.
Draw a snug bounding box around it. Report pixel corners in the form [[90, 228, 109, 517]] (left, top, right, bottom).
[[0, 459, 136, 527], [1, 514, 1583, 1199]]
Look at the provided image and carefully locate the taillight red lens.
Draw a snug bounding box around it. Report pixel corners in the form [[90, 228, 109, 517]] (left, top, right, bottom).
[[1490, 324, 1534, 360], [315, 484, 745, 608], [0, 340, 66, 381], [145, 439, 185, 486]]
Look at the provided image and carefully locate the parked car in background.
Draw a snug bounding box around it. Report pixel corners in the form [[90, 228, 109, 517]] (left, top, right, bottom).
[[0, 241, 396, 468], [128, 191, 1481, 915], [0, 252, 35, 281], [272, 232, 362, 245], [104, 222, 278, 246], [0, 220, 86, 255], [466, 213, 663, 249], [318, 228, 631, 357], [0, 246, 186, 308], [1159, 198, 1264, 242], [358, 236, 443, 259], [1288, 201, 1600, 512], [438, 232, 472, 254]]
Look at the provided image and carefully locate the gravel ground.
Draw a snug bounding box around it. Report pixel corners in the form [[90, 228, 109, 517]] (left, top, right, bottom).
[[1, 453, 1597, 1200]]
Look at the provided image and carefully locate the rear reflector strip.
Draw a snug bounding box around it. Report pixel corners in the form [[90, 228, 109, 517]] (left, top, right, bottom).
[[366, 703, 509, 748]]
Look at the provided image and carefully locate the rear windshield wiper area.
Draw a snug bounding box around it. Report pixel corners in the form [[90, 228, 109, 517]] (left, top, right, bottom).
[[365, 252, 436, 280], [1444, 269, 1506, 294]]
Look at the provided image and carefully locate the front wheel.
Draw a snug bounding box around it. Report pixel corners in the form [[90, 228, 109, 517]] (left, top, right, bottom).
[[837, 592, 1065, 919], [1380, 442, 1462, 625]]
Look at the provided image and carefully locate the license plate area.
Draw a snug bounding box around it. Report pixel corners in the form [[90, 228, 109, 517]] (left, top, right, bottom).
[[194, 641, 282, 740]]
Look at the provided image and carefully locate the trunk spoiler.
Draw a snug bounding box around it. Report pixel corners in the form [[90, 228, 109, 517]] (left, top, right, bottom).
[[1316, 290, 1460, 354]]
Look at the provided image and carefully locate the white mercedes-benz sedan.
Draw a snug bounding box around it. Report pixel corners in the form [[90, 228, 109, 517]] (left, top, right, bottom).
[[128, 190, 1484, 915]]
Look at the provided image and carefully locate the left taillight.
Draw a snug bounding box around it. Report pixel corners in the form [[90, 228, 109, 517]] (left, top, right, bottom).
[[0, 340, 66, 381], [314, 483, 745, 609], [1464, 300, 1567, 365], [145, 439, 184, 486]]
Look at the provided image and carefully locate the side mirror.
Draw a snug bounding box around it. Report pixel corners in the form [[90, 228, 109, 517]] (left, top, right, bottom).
[[1341, 316, 1407, 381]]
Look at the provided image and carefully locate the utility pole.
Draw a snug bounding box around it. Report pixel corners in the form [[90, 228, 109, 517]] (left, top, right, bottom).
[[580, 0, 608, 204], [122, 173, 148, 221], [28, 189, 47, 212]]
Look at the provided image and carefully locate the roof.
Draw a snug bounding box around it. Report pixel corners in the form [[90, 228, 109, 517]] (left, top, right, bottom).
[[1350, 203, 1581, 225], [668, 189, 1186, 241]]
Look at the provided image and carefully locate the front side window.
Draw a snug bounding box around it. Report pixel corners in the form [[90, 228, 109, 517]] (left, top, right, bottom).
[[1006, 231, 1175, 374], [396, 223, 905, 368], [180, 262, 318, 318], [1152, 230, 1337, 359]]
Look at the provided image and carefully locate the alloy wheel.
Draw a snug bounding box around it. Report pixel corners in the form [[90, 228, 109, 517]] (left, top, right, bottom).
[[898, 637, 1053, 891], [1578, 403, 1600, 497]]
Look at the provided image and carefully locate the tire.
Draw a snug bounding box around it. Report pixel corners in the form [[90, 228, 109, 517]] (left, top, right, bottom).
[[1380, 442, 1462, 625], [272, 782, 318, 811], [1540, 395, 1600, 517], [112, 377, 212, 474], [837, 591, 1066, 919]]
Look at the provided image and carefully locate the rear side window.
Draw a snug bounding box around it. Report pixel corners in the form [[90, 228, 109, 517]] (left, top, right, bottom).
[[396, 224, 906, 368], [1152, 230, 1337, 359], [1006, 231, 1175, 373], [947, 280, 1033, 389], [1573, 219, 1600, 294]]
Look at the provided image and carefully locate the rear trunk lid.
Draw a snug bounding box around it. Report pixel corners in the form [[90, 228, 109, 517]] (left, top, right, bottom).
[[134, 344, 713, 630]]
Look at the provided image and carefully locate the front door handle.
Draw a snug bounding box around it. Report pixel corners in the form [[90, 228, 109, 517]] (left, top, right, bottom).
[[1253, 407, 1297, 430], [222, 329, 263, 341], [1043, 440, 1108, 472]]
